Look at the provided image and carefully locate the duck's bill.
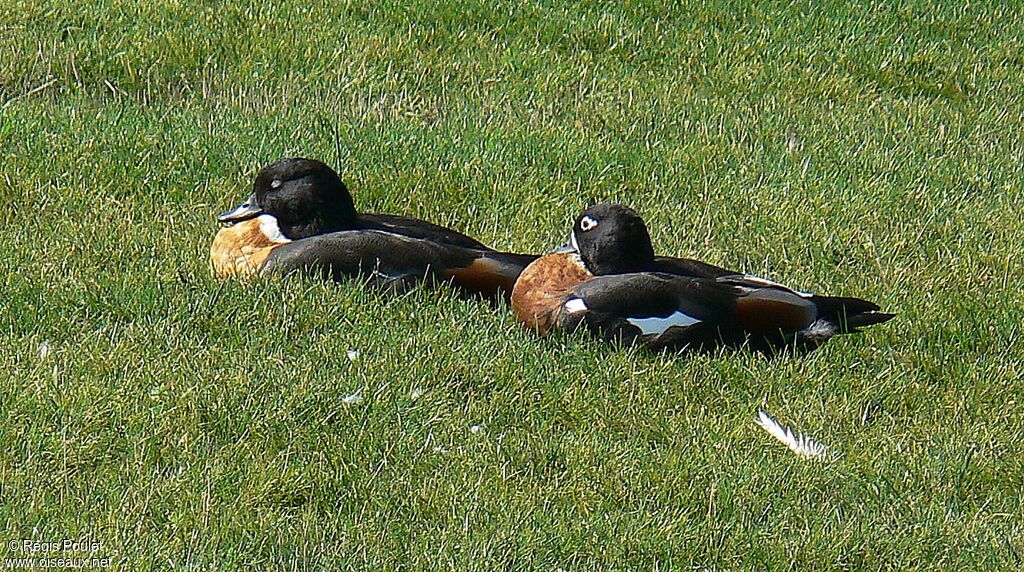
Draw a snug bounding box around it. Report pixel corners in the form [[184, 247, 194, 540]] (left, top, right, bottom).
[[218, 194, 263, 225], [548, 232, 579, 254], [549, 240, 576, 254]]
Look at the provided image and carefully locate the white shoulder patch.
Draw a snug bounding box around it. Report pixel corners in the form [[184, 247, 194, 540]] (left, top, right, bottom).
[[626, 311, 701, 335], [258, 215, 292, 244], [564, 298, 588, 314]]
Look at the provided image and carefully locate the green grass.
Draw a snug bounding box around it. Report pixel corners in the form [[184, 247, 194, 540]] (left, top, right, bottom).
[[2, 0, 1023, 569]]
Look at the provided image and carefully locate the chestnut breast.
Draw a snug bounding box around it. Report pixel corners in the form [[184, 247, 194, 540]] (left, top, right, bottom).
[[511, 253, 592, 334], [210, 215, 292, 278]]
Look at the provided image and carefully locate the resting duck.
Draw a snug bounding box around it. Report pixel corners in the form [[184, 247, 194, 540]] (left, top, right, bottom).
[[217, 157, 491, 247], [210, 157, 536, 300], [511, 203, 894, 352]]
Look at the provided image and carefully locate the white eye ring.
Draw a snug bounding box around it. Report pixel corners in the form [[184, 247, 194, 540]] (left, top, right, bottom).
[[270, 179, 283, 189], [579, 215, 599, 232]]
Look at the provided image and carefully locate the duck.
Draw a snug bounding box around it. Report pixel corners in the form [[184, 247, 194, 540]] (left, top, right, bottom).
[[210, 157, 537, 300], [511, 203, 895, 352], [217, 157, 491, 248]]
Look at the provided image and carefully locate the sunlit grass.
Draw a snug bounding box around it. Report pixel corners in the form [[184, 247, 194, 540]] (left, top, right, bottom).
[[1, 0, 1022, 569]]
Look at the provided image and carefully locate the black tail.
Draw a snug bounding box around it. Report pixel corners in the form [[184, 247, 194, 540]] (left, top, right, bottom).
[[812, 295, 895, 333]]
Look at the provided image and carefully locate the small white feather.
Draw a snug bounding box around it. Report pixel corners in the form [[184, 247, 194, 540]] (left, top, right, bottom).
[[802, 319, 837, 341], [410, 387, 428, 400], [341, 393, 364, 405], [755, 409, 828, 460], [564, 298, 588, 314]]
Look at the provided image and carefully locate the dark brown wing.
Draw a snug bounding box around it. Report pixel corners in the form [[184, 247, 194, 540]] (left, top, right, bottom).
[[359, 213, 492, 250], [559, 273, 832, 352], [560, 273, 739, 350], [263, 230, 534, 300], [651, 256, 738, 279]]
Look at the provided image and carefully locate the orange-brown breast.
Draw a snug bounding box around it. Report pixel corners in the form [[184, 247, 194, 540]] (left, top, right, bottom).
[[511, 253, 592, 335], [210, 218, 285, 278]]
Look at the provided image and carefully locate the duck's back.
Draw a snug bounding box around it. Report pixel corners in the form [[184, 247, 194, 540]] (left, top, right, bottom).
[[359, 213, 491, 250]]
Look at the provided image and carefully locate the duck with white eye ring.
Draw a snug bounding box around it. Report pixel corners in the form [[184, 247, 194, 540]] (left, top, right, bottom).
[[511, 203, 894, 353]]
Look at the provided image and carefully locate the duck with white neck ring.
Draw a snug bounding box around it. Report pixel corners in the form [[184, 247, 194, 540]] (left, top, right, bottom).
[[211, 157, 537, 300]]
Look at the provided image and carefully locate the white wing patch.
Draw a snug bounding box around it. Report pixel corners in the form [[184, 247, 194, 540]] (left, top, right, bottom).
[[564, 298, 588, 314], [258, 215, 293, 244], [626, 311, 701, 335]]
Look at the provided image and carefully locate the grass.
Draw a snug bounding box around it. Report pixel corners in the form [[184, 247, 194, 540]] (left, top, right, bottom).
[[2, 0, 1023, 569]]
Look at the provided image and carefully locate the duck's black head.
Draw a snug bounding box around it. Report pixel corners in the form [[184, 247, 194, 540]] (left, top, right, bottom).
[[218, 157, 358, 239], [569, 203, 655, 275]]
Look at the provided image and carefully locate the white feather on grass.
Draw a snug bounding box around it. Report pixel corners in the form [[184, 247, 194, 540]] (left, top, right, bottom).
[[755, 409, 828, 460], [341, 393, 364, 405], [410, 387, 429, 400]]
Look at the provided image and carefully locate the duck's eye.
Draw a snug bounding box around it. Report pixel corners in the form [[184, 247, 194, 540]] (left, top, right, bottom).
[[270, 179, 283, 190], [579, 215, 599, 232]]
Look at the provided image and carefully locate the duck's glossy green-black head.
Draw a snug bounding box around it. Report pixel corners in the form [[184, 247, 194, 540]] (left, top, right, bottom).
[[569, 203, 655, 275], [218, 157, 358, 239]]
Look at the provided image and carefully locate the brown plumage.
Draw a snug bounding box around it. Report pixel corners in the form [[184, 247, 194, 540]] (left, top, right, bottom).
[[511, 253, 592, 334], [444, 257, 523, 300], [733, 290, 817, 335], [210, 216, 289, 278]]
